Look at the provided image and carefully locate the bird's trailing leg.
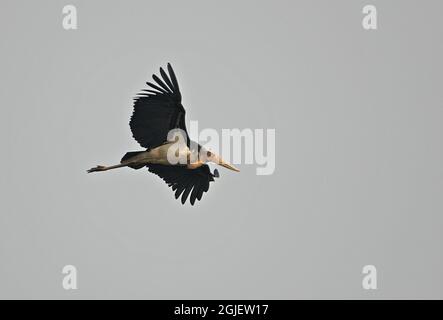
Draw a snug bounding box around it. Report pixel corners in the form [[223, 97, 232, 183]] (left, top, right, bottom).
[[87, 163, 126, 173]]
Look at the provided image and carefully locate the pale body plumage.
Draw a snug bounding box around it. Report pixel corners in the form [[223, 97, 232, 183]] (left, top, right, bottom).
[[121, 142, 203, 169]]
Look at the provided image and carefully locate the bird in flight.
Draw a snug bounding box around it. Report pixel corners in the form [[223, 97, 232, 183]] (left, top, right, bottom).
[[87, 63, 239, 205]]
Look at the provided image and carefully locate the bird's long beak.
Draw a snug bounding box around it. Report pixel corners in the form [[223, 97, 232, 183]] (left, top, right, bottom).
[[216, 156, 240, 172], [220, 161, 240, 172]]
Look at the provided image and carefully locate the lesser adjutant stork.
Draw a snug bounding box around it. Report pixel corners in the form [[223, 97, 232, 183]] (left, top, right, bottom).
[[87, 63, 239, 205]]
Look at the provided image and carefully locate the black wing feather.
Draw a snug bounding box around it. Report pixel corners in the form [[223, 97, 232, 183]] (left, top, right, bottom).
[[181, 184, 194, 205], [152, 74, 173, 93], [160, 67, 175, 92], [146, 81, 169, 94], [147, 164, 216, 205], [130, 64, 188, 150], [167, 63, 181, 99]]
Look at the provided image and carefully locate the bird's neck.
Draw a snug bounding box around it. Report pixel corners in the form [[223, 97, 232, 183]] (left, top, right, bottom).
[[186, 160, 205, 169]]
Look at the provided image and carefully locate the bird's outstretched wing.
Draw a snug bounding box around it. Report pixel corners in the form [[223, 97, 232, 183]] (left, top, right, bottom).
[[130, 63, 188, 150], [147, 164, 217, 205]]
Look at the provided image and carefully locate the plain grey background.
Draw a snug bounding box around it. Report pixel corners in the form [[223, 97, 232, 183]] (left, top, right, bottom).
[[1, 0, 442, 299]]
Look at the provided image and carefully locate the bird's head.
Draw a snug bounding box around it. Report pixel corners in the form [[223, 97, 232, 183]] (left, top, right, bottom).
[[201, 148, 240, 172]]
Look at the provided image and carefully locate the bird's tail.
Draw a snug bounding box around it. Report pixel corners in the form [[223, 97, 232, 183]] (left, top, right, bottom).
[[121, 151, 146, 169], [121, 151, 144, 163]]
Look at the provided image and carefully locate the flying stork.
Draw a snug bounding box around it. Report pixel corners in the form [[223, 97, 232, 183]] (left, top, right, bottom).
[[87, 63, 239, 205]]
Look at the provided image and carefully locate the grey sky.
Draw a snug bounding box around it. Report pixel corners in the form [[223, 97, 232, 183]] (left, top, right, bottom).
[[0, 0, 442, 299]]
